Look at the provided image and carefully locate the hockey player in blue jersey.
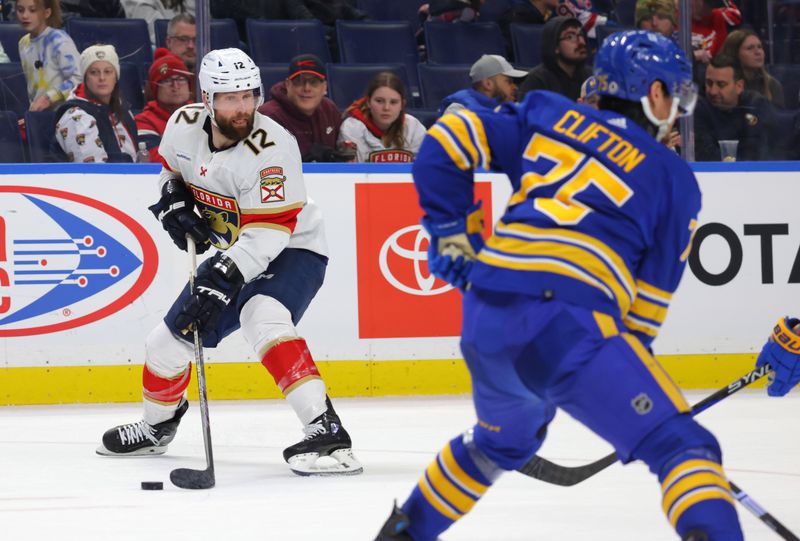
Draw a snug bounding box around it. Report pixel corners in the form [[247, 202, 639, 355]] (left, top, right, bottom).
[[375, 30, 747, 540]]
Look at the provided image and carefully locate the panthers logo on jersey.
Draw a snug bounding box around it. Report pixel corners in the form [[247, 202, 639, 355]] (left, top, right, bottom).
[[189, 184, 241, 249]]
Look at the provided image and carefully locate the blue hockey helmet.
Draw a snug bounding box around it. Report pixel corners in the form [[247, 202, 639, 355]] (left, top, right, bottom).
[[594, 30, 697, 138]]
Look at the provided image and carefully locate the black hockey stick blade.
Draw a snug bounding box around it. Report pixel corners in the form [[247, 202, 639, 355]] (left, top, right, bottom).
[[517, 363, 772, 486], [730, 481, 800, 541], [170, 466, 215, 490]]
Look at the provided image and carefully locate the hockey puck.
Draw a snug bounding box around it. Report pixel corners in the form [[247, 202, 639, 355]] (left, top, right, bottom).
[[141, 481, 163, 491]]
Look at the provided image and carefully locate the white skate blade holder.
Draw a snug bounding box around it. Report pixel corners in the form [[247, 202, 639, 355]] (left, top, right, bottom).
[[288, 448, 364, 477], [95, 444, 168, 457]]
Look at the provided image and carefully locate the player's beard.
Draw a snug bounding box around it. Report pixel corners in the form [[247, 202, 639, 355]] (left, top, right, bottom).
[[216, 111, 254, 142]]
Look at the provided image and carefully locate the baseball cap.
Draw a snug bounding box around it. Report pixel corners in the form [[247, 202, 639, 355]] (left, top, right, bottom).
[[469, 54, 527, 83], [148, 48, 191, 97], [288, 54, 326, 80]]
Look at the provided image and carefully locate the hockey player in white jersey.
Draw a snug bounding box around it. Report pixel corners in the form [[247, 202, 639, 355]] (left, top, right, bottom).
[[97, 48, 362, 476]]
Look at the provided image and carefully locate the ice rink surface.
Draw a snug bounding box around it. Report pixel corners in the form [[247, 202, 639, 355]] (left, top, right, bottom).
[[0, 391, 797, 541]]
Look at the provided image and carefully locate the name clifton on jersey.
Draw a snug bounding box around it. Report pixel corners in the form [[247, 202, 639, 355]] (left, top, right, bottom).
[[553, 109, 647, 173]]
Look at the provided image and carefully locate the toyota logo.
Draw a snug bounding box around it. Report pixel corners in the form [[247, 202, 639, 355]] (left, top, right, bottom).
[[378, 225, 453, 296]]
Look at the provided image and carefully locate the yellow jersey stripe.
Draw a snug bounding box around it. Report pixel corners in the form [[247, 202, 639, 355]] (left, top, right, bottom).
[[496, 222, 635, 300], [478, 251, 615, 301], [485, 234, 632, 314], [629, 297, 668, 325], [662, 472, 731, 514], [457, 110, 492, 170], [426, 459, 478, 514], [667, 487, 735, 527], [623, 315, 659, 337], [593, 311, 619, 338], [661, 460, 726, 492], [622, 333, 690, 412], [439, 114, 479, 166], [440, 443, 489, 497], [419, 474, 462, 521], [636, 279, 673, 304], [429, 125, 471, 170]]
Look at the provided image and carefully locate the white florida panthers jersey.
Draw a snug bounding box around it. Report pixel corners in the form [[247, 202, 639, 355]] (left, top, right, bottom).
[[157, 104, 328, 282]]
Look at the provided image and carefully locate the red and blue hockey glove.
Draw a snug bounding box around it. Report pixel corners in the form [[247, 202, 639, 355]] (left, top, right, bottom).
[[149, 179, 212, 254], [175, 253, 244, 335], [421, 202, 485, 291], [756, 317, 800, 397]]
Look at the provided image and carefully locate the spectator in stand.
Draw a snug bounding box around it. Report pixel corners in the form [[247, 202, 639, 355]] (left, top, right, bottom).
[[498, 0, 558, 54], [519, 16, 591, 102], [60, 0, 126, 19], [555, 0, 611, 40], [439, 54, 526, 115], [122, 0, 196, 46], [338, 71, 426, 163], [16, 0, 81, 112], [691, 0, 741, 65], [634, 0, 676, 39], [694, 54, 775, 161], [258, 54, 346, 162], [416, 0, 483, 56], [165, 13, 197, 72], [720, 29, 784, 108], [136, 48, 192, 160], [53, 44, 138, 163]]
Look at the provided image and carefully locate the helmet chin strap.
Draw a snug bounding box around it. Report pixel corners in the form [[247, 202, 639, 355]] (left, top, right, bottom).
[[640, 95, 680, 142], [202, 94, 219, 128]]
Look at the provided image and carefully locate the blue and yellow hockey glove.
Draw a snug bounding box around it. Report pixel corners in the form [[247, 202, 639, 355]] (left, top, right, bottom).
[[756, 317, 800, 397], [421, 202, 485, 291]]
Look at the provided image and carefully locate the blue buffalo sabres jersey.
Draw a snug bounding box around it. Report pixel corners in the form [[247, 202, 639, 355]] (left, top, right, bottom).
[[412, 90, 701, 347]]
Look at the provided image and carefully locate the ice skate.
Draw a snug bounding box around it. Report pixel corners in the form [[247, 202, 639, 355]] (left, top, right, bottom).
[[96, 399, 189, 456], [283, 398, 363, 476], [374, 502, 417, 540]]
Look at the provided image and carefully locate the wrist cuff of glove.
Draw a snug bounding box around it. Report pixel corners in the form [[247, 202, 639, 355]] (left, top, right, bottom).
[[771, 317, 800, 354], [211, 253, 244, 288], [423, 202, 484, 237]]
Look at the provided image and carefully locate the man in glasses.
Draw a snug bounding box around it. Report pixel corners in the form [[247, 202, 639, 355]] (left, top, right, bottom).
[[135, 48, 193, 160], [258, 53, 346, 162], [165, 13, 197, 72], [519, 16, 592, 102]]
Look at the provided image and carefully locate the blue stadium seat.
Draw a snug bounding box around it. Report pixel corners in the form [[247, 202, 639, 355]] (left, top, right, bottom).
[[424, 22, 505, 64], [406, 108, 438, 129], [246, 20, 331, 65], [259, 64, 289, 97], [120, 62, 144, 112], [771, 64, 800, 110], [510, 23, 544, 68], [0, 110, 24, 162], [479, 0, 513, 22], [0, 22, 25, 62], [66, 18, 152, 65], [0, 63, 29, 117], [326, 63, 410, 110], [336, 21, 420, 102], [356, 0, 425, 30], [25, 110, 56, 163], [417, 63, 471, 110], [153, 18, 242, 51]]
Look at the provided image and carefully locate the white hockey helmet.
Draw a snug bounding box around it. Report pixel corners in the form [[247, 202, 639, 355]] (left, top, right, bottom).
[[198, 48, 263, 123]]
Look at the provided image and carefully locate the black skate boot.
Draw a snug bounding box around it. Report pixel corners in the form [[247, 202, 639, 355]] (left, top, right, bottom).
[[96, 399, 189, 456], [375, 502, 416, 540], [682, 531, 709, 541], [283, 397, 363, 476]]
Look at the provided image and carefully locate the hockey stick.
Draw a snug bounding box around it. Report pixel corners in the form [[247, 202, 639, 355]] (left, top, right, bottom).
[[730, 481, 800, 541], [517, 363, 772, 485], [170, 237, 216, 489]]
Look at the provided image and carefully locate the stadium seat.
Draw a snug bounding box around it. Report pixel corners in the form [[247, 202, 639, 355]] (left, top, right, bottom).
[[356, 0, 426, 30], [246, 20, 331, 65], [417, 64, 471, 111], [66, 18, 152, 65], [0, 63, 30, 117], [479, 0, 513, 22], [0, 110, 24, 163], [510, 23, 544, 69], [424, 22, 505, 64], [259, 64, 289, 97], [120, 62, 144, 111], [0, 22, 25, 62], [336, 21, 420, 101], [771, 64, 800, 110], [153, 18, 242, 51], [25, 110, 56, 163], [406, 108, 438, 129], [327, 64, 411, 110]]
